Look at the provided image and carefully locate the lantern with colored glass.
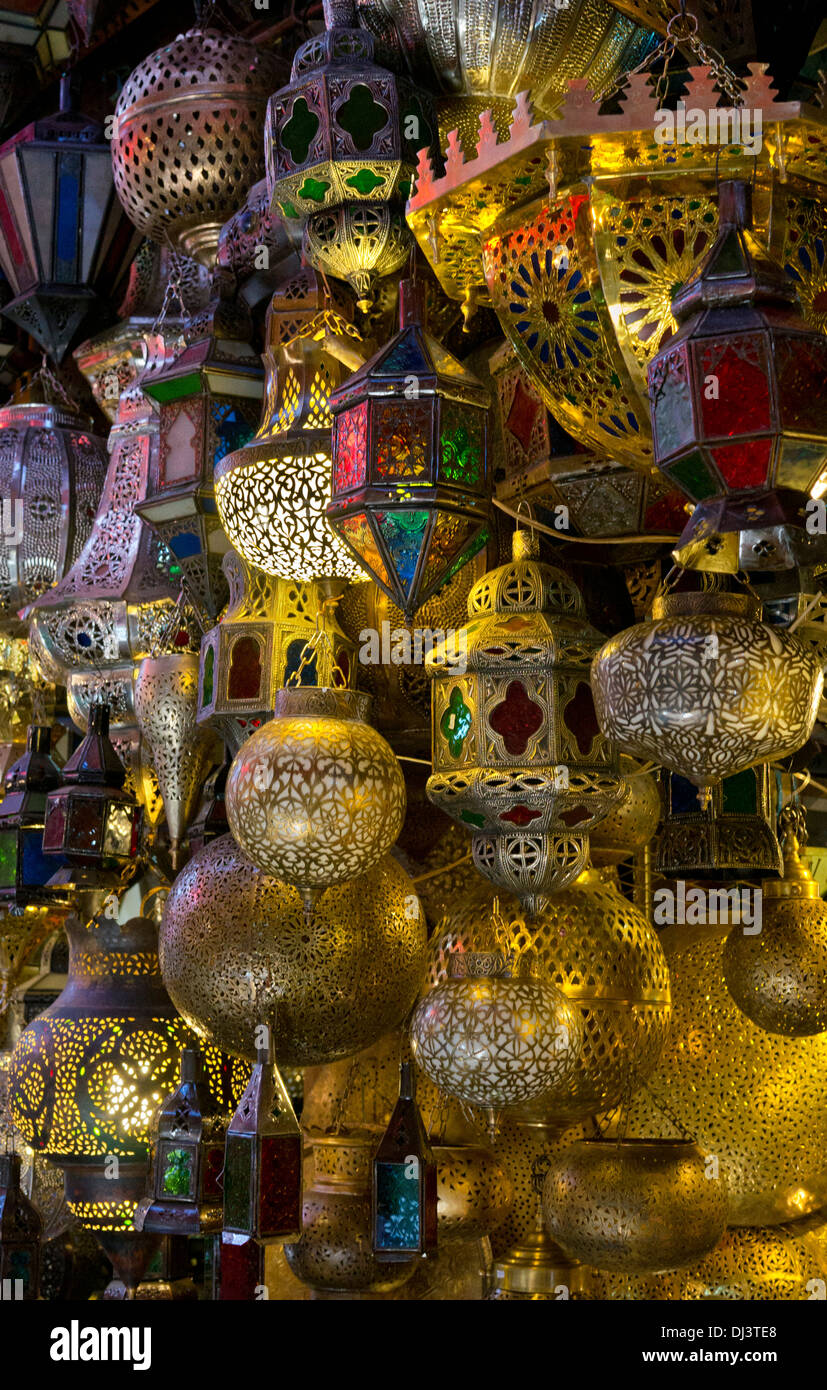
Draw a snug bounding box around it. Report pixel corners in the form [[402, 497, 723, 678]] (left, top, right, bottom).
[[0, 726, 68, 906], [0, 75, 139, 360], [222, 1034, 302, 1247], [648, 179, 827, 574], [136, 280, 263, 619], [0, 1152, 41, 1300], [42, 703, 142, 891], [327, 279, 491, 618], [656, 764, 782, 882], [134, 1047, 229, 1237], [372, 1060, 437, 1262], [426, 528, 626, 913]]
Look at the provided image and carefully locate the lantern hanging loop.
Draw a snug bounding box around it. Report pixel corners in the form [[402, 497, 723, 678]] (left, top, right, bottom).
[[284, 595, 349, 690], [594, 2, 743, 109]]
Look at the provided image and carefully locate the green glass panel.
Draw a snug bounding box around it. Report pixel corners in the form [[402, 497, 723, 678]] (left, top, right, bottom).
[[707, 229, 749, 278], [280, 201, 299, 220], [282, 97, 320, 165], [669, 450, 719, 501], [440, 686, 472, 757], [202, 645, 215, 707], [776, 438, 827, 493], [440, 404, 482, 485], [223, 1133, 254, 1231], [162, 1146, 194, 1197], [298, 177, 330, 203], [337, 84, 388, 152], [0, 829, 18, 889], [460, 809, 485, 827], [145, 372, 202, 403], [345, 168, 385, 195], [421, 511, 478, 594], [721, 768, 758, 815]]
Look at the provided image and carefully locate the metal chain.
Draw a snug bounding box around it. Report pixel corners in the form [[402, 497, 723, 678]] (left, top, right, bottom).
[[285, 595, 347, 688], [595, 7, 743, 109]]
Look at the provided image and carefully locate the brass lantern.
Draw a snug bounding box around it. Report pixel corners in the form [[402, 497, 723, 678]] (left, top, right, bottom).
[[0, 1151, 41, 1300], [427, 528, 626, 913], [656, 764, 782, 880], [222, 1034, 303, 1247], [111, 28, 284, 266], [372, 1059, 438, 1261], [327, 278, 492, 617]]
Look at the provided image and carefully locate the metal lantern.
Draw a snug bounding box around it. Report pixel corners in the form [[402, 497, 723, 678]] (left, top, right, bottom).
[[648, 181, 827, 573], [111, 28, 285, 266], [541, 1138, 729, 1274], [0, 725, 67, 906], [0, 76, 140, 360], [42, 702, 143, 892], [0, 1151, 41, 1300], [134, 1047, 230, 1237], [159, 836, 427, 1066], [426, 528, 626, 914], [656, 764, 782, 880], [327, 279, 491, 616], [226, 688, 406, 913], [223, 1034, 302, 1247], [136, 285, 264, 619], [592, 588, 823, 803], [723, 806, 827, 1037], [265, 0, 435, 305], [372, 1060, 438, 1261], [410, 944, 583, 1110], [589, 759, 661, 867], [215, 267, 366, 586], [0, 377, 109, 634], [197, 550, 357, 756]]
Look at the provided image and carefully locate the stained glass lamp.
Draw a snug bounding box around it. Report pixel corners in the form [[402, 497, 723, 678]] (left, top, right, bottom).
[[0, 1152, 41, 1300], [327, 279, 491, 617], [0, 725, 67, 906], [372, 1060, 437, 1262], [222, 1035, 302, 1247], [648, 179, 827, 573]]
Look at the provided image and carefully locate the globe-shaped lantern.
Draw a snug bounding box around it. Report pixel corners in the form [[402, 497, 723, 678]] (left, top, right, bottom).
[[648, 180, 827, 573], [327, 279, 491, 617]]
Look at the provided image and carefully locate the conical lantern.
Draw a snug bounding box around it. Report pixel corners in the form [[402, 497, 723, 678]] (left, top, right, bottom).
[[723, 805, 827, 1037], [327, 279, 492, 616], [223, 1034, 303, 1247], [134, 652, 217, 871], [226, 688, 406, 913], [426, 528, 627, 913]]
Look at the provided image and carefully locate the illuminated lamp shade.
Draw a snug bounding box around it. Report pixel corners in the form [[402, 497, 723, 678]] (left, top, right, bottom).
[[136, 280, 264, 619], [0, 76, 140, 361], [222, 1034, 303, 1246], [0, 1152, 41, 1300], [426, 528, 626, 914], [215, 268, 366, 585], [0, 726, 67, 906], [327, 278, 491, 617], [41, 702, 143, 892], [648, 180, 827, 574]]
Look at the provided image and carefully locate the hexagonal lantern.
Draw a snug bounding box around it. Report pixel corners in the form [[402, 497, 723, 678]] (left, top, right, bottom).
[[648, 179, 827, 573], [0, 725, 67, 907], [327, 279, 491, 618]]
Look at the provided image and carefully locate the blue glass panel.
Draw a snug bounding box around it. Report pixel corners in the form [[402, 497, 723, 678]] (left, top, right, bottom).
[[375, 510, 428, 597], [375, 1162, 421, 1251], [55, 153, 81, 282], [169, 531, 202, 559], [22, 828, 59, 886], [212, 403, 256, 466], [284, 637, 317, 687]]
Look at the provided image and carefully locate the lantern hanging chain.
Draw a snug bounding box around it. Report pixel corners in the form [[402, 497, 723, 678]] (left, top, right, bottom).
[[152, 246, 192, 336], [638, 1080, 695, 1142], [331, 1056, 361, 1135], [35, 355, 80, 415], [594, 6, 744, 110], [285, 595, 347, 689], [410, 851, 472, 885]]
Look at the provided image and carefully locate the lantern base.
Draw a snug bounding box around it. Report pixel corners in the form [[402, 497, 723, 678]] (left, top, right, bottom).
[[2, 285, 101, 363], [674, 490, 827, 574], [133, 1195, 224, 1237]]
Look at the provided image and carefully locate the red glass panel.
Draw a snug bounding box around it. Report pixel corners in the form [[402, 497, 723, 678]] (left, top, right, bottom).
[[42, 799, 66, 852], [258, 1133, 302, 1239], [219, 1238, 262, 1301], [499, 804, 541, 826], [228, 636, 263, 701], [774, 334, 827, 436], [374, 398, 432, 480], [420, 511, 478, 595], [203, 1144, 224, 1200], [68, 798, 102, 852], [696, 336, 772, 439], [708, 437, 772, 491], [337, 512, 390, 588], [332, 403, 368, 494], [563, 682, 600, 757], [488, 681, 544, 756], [505, 377, 542, 456], [560, 804, 590, 826], [643, 487, 689, 531]]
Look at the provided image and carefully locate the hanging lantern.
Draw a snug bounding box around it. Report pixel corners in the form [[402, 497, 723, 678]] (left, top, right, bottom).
[[215, 267, 366, 586], [427, 870, 671, 1124], [133, 652, 217, 871], [0, 75, 140, 360], [648, 180, 827, 574], [592, 587, 823, 804], [327, 279, 490, 617], [656, 764, 782, 880], [42, 703, 143, 892], [159, 836, 427, 1066], [197, 550, 357, 755], [223, 1034, 302, 1247], [541, 1138, 728, 1274], [265, 0, 435, 306], [426, 528, 626, 913], [0, 374, 109, 634], [410, 936, 583, 1110], [626, 918, 827, 1225], [0, 726, 68, 907], [285, 1131, 417, 1297], [226, 688, 406, 913], [0, 1151, 41, 1300], [136, 282, 264, 620], [723, 805, 827, 1037], [372, 1060, 437, 1262], [133, 1047, 229, 1237], [111, 28, 284, 266]]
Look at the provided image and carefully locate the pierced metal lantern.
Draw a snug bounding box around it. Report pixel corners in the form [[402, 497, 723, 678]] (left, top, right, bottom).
[[215, 267, 366, 585], [42, 703, 143, 892], [136, 286, 263, 619], [0, 725, 67, 906], [427, 528, 626, 913], [134, 1047, 229, 1237], [328, 279, 491, 617], [0, 76, 139, 360], [112, 28, 285, 266], [0, 1152, 41, 1300], [0, 379, 109, 634], [648, 180, 827, 573], [656, 764, 782, 881], [372, 1060, 437, 1262], [197, 549, 356, 755], [265, 0, 434, 305], [223, 1035, 303, 1247]]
